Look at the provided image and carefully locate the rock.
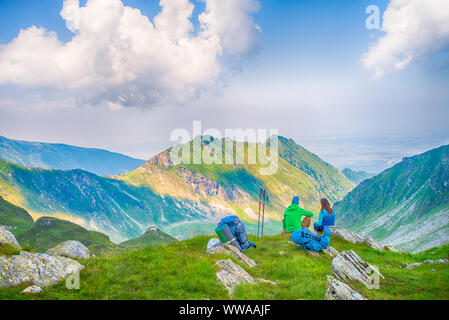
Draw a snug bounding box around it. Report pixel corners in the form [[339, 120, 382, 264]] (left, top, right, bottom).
[[405, 263, 422, 269], [21, 285, 42, 294], [364, 237, 385, 251], [207, 243, 257, 268], [436, 259, 448, 264], [423, 259, 435, 264], [256, 278, 278, 286], [207, 238, 221, 250], [329, 226, 365, 244], [215, 259, 257, 295], [0, 251, 84, 288], [0, 226, 20, 249], [307, 250, 320, 257], [324, 275, 367, 300], [322, 246, 339, 259], [331, 250, 384, 286], [46, 240, 91, 259], [384, 245, 400, 253]]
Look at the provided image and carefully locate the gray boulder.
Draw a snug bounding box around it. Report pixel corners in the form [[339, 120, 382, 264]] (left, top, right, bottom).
[[216, 259, 257, 295], [324, 275, 367, 300], [46, 240, 91, 259], [322, 246, 339, 259], [331, 250, 384, 286], [406, 263, 422, 269], [0, 251, 83, 288], [207, 242, 257, 268], [0, 226, 20, 249], [21, 285, 42, 294]]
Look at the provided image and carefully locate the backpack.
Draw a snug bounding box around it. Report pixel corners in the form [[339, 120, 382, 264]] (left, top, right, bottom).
[[291, 226, 331, 252], [215, 215, 256, 252]]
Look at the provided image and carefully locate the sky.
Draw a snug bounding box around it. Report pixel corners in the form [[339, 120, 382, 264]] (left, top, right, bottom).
[[0, 0, 448, 172]]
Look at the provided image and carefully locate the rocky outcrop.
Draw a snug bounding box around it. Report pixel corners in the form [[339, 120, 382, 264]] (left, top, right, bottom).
[[0, 251, 84, 288], [206, 242, 257, 268], [406, 259, 448, 269], [322, 246, 339, 259], [0, 226, 20, 249], [363, 237, 384, 251], [330, 226, 365, 244], [215, 259, 276, 296], [330, 226, 387, 252], [21, 285, 42, 294], [324, 275, 367, 300], [216, 259, 257, 295], [331, 250, 384, 286], [46, 240, 91, 259]]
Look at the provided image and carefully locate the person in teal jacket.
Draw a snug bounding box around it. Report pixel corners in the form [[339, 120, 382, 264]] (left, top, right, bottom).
[[281, 196, 314, 234], [314, 198, 335, 232]]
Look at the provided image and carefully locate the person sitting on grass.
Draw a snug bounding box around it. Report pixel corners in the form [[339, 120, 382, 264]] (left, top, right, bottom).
[[313, 198, 335, 233], [281, 196, 314, 234]]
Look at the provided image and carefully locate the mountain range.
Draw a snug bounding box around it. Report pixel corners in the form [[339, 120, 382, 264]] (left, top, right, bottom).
[[342, 168, 375, 185], [0, 135, 354, 243], [335, 144, 449, 252], [0, 136, 145, 176]]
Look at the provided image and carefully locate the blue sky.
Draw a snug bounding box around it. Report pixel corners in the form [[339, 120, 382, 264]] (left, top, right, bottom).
[[0, 0, 448, 172]]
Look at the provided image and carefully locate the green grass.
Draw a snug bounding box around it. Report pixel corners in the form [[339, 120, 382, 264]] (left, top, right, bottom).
[[0, 195, 34, 236], [1, 235, 448, 300], [17, 217, 120, 255]]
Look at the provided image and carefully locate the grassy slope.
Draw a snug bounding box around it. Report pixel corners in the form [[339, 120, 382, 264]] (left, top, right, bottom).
[[121, 227, 177, 249], [17, 217, 120, 255], [1, 235, 447, 300], [0, 195, 34, 236]]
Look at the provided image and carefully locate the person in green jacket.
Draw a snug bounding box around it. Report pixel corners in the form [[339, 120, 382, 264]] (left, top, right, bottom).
[[281, 196, 314, 234]]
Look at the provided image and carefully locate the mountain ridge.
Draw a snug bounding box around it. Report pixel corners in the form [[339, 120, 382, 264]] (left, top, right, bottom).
[[335, 144, 449, 252], [0, 135, 145, 176]]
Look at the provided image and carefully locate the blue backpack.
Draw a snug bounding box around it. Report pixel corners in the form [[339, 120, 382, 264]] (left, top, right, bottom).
[[215, 216, 256, 252], [291, 226, 331, 252]]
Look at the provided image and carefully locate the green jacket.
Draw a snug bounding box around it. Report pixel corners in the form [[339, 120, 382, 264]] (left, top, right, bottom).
[[282, 204, 314, 232]]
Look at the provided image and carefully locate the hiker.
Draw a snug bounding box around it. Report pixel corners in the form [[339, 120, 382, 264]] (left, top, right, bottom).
[[313, 198, 335, 232], [281, 196, 314, 234], [291, 225, 331, 252]]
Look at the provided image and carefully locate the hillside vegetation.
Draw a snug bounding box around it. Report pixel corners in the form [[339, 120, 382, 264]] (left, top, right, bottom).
[[0, 195, 34, 235], [335, 144, 449, 252], [1, 235, 448, 300]]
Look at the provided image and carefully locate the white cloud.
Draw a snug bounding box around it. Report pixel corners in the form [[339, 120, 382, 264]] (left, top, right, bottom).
[[362, 0, 449, 79], [0, 0, 261, 107]]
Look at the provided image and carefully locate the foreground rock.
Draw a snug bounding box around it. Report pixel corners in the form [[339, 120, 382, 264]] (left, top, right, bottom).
[[322, 246, 339, 259], [206, 241, 257, 268], [215, 259, 275, 296], [324, 275, 367, 300], [363, 237, 384, 251], [331, 250, 384, 286], [0, 226, 20, 249], [47, 240, 91, 259], [21, 285, 42, 294], [216, 259, 257, 295], [0, 251, 84, 288]]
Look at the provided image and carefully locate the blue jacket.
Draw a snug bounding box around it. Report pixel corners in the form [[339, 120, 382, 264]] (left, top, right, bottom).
[[315, 209, 335, 228], [291, 226, 331, 252]]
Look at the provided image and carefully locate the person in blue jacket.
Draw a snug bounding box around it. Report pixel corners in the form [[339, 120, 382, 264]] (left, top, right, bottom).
[[314, 198, 335, 232]]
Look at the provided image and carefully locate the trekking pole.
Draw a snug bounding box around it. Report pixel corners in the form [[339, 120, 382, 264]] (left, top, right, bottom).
[[257, 188, 262, 238], [261, 189, 267, 237]]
